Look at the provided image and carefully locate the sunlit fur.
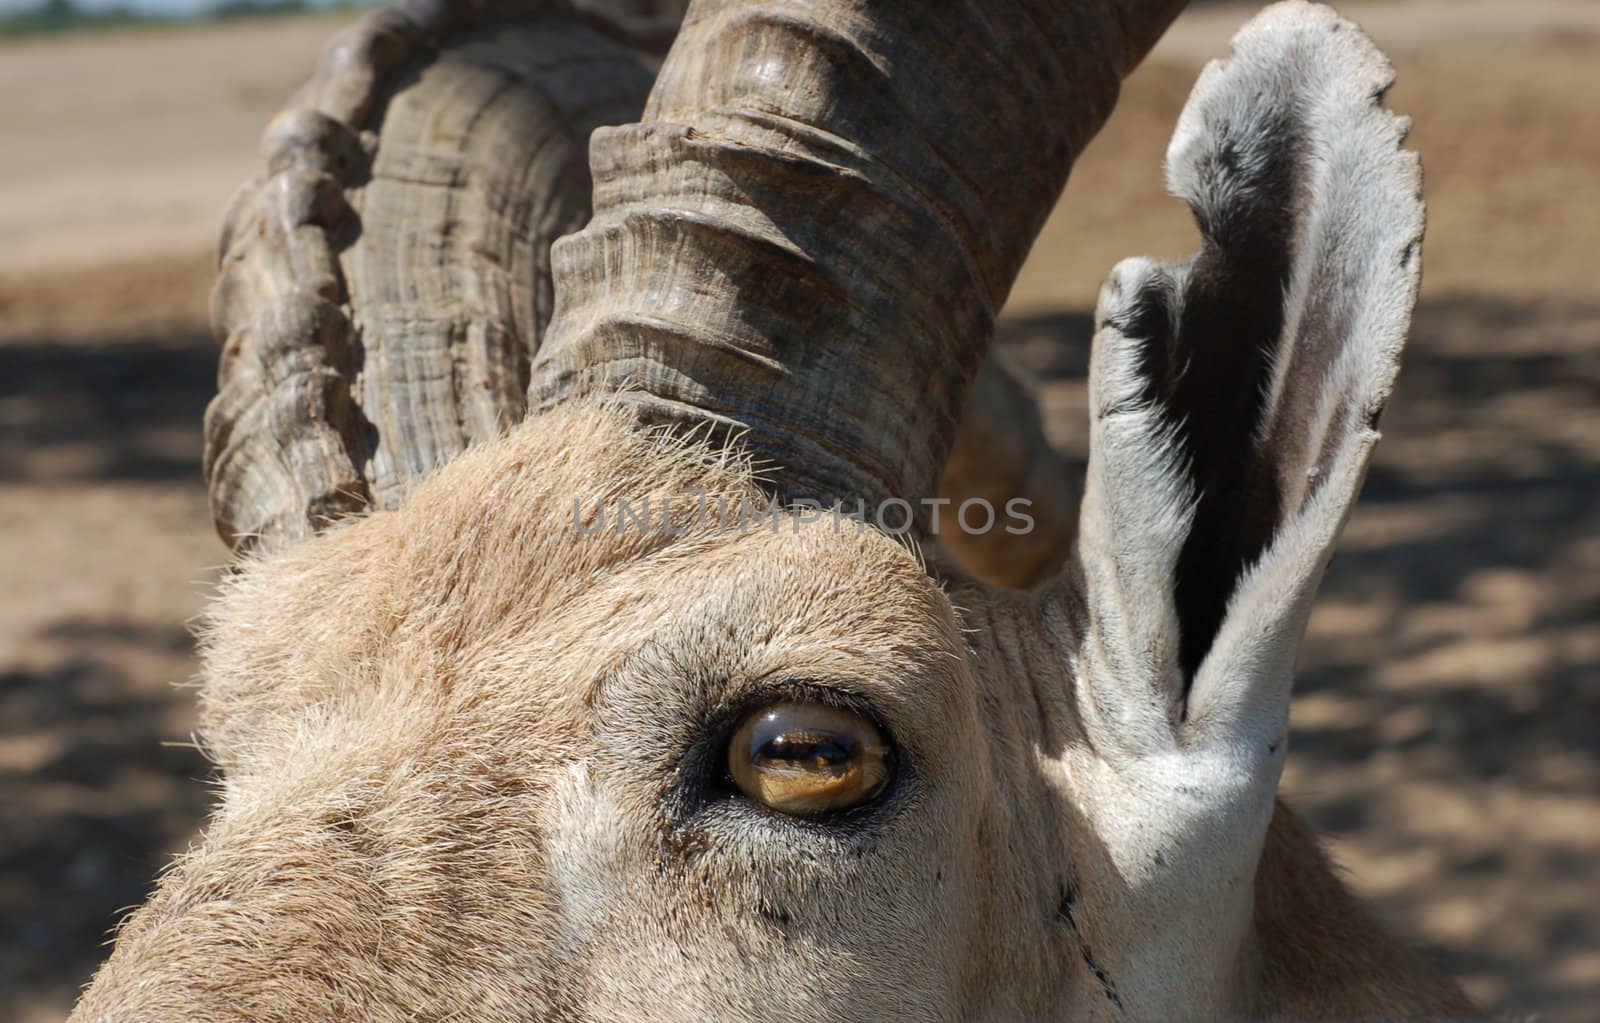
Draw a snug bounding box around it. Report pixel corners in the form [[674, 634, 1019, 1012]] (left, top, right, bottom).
[[70, 405, 1472, 1022], [72, 2, 1481, 1017]]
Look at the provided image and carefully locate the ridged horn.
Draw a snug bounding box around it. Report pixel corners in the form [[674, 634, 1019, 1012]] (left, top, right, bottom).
[[529, 0, 1190, 514], [204, 0, 659, 550]]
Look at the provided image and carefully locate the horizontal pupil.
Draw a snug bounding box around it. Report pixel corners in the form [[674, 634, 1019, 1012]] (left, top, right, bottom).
[[758, 732, 853, 769]]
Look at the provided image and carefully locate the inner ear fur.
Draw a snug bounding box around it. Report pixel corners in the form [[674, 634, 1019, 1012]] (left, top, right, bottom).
[[1076, 1, 1423, 718]]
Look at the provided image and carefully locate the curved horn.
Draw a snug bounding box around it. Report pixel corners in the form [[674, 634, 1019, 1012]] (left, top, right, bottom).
[[529, 0, 1190, 514], [204, 0, 658, 550]]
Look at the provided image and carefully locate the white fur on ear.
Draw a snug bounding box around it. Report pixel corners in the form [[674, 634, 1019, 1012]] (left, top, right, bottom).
[[1057, 10, 1424, 1011], [1075, 0, 1423, 754]]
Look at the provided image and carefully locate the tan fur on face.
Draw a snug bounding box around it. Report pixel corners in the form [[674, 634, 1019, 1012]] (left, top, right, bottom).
[[72, 404, 1473, 1022], [79, 406, 989, 1021]]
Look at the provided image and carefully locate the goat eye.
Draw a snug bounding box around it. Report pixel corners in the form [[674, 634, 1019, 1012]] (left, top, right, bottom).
[[726, 702, 892, 816]]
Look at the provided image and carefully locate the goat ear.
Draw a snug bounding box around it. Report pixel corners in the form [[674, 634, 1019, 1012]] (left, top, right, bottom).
[[1073, 2, 1422, 746]]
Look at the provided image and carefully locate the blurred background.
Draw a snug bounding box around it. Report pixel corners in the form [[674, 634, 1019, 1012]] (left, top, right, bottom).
[[0, 0, 1595, 1019]]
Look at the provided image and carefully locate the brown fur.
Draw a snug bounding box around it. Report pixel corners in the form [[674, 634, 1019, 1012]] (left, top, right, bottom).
[[71, 405, 1475, 1021]]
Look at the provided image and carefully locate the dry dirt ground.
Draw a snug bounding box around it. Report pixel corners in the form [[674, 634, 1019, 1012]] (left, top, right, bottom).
[[1, 2, 1596, 1019]]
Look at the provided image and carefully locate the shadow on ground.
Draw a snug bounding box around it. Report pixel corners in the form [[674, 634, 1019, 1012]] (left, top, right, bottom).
[[0, 330, 215, 483], [0, 622, 212, 1017], [0, 329, 218, 1019]]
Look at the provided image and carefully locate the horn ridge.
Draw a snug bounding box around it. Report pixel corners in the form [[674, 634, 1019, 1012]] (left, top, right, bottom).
[[205, 0, 659, 549], [529, 0, 1189, 513]]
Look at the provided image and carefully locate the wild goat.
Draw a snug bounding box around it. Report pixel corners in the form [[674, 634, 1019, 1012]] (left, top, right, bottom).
[[72, 0, 1479, 1018]]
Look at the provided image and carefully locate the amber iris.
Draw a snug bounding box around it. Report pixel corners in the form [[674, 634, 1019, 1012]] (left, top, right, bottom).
[[726, 702, 892, 816]]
